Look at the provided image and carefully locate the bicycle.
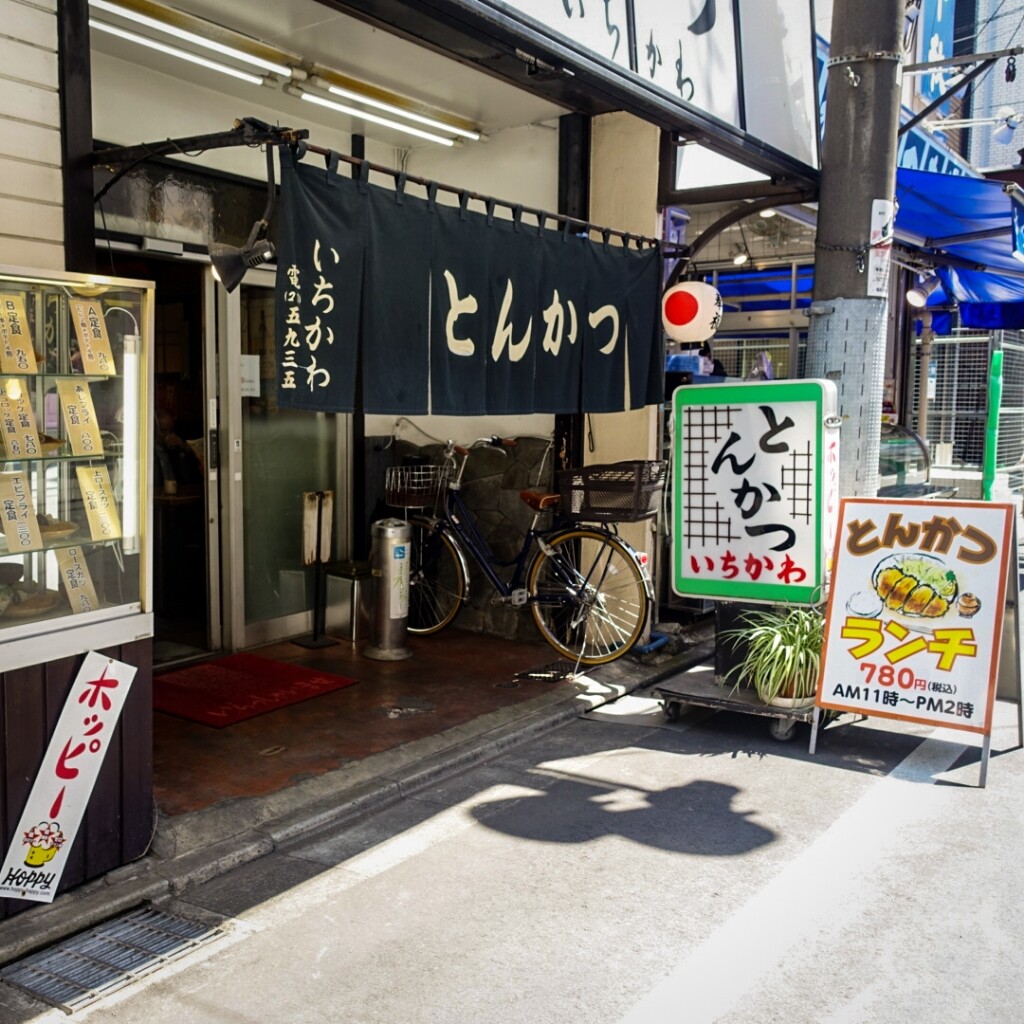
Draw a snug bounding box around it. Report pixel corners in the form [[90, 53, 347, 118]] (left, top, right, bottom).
[[383, 438, 667, 666]]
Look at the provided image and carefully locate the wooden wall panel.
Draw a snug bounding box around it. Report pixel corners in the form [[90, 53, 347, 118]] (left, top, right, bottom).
[[0, 0, 63, 271]]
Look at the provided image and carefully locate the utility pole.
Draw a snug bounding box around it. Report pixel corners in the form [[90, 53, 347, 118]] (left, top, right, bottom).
[[805, 0, 905, 497]]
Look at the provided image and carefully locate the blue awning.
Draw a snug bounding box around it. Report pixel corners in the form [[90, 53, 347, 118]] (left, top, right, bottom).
[[895, 167, 1024, 308]]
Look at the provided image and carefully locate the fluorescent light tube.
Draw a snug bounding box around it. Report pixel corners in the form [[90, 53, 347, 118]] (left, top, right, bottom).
[[119, 343, 139, 553], [324, 83, 480, 141], [89, 0, 292, 77], [91, 20, 266, 85], [298, 90, 455, 147]]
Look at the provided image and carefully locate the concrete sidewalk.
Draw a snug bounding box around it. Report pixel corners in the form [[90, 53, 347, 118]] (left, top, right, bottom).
[[0, 637, 715, 967]]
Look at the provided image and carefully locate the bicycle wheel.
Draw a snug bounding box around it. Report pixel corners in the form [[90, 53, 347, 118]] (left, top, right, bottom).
[[527, 528, 649, 665], [407, 518, 466, 634]]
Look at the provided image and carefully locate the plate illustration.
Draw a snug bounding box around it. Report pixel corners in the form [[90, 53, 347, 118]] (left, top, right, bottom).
[[845, 552, 982, 634]]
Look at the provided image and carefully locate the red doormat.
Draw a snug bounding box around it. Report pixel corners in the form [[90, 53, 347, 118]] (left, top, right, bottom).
[[154, 653, 358, 727]]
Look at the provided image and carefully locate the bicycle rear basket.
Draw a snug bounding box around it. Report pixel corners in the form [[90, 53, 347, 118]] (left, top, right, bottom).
[[558, 460, 667, 523], [384, 464, 447, 508]]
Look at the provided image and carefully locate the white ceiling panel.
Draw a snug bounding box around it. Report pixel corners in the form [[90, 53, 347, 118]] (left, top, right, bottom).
[[92, 0, 566, 134]]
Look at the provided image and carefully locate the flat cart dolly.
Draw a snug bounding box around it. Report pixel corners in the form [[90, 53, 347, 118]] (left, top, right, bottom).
[[652, 669, 820, 748]]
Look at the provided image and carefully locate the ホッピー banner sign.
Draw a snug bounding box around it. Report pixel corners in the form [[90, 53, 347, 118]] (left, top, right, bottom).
[[817, 498, 1014, 735], [0, 652, 138, 903]]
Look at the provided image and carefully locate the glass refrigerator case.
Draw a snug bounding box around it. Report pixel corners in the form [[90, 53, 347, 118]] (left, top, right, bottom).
[[0, 266, 153, 669]]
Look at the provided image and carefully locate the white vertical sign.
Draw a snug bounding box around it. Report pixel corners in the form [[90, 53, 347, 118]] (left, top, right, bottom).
[[868, 199, 895, 297], [500, 0, 632, 69], [738, 0, 819, 166], [0, 653, 138, 903], [633, 0, 741, 124]]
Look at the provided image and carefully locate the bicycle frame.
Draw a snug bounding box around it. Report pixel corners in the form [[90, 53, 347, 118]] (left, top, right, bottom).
[[432, 482, 538, 600], [424, 446, 653, 607]]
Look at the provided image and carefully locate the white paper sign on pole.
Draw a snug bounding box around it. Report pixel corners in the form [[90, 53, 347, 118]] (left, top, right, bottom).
[[817, 498, 1013, 735], [0, 652, 138, 903], [868, 199, 895, 298]]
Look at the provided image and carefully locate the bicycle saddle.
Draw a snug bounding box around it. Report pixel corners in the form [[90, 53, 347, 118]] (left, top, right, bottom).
[[519, 489, 560, 511]]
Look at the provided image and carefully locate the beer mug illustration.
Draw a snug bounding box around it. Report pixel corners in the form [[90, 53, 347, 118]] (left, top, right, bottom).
[[22, 821, 66, 866]]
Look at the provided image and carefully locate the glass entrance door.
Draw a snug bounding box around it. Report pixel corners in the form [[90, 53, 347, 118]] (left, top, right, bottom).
[[218, 268, 351, 649], [108, 252, 219, 666]]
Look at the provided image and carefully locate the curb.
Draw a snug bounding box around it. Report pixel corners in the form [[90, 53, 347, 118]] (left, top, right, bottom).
[[0, 638, 715, 965]]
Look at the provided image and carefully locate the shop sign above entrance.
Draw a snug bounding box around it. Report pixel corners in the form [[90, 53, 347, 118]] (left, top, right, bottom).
[[671, 379, 839, 605], [498, 0, 818, 169], [508, 0, 633, 71]]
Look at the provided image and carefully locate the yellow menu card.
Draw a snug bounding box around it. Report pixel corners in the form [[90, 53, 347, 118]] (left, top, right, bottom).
[[55, 546, 100, 614], [57, 380, 104, 457], [0, 294, 38, 375], [0, 379, 42, 459], [69, 299, 116, 376], [76, 465, 121, 540], [0, 471, 43, 551]]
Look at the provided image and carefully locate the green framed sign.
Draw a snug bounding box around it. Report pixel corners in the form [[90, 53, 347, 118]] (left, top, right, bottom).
[[671, 379, 840, 605]]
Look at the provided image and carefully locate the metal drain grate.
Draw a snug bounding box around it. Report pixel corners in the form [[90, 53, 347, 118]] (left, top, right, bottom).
[[0, 905, 224, 1013]]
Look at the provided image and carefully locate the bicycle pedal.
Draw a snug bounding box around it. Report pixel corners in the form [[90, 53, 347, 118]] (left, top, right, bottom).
[[509, 588, 529, 607]]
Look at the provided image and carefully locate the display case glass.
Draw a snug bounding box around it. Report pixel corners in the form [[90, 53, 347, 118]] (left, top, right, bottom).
[[878, 424, 930, 494], [0, 267, 152, 650]]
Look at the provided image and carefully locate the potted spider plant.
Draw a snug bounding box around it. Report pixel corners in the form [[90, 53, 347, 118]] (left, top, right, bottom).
[[722, 605, 824, 708]]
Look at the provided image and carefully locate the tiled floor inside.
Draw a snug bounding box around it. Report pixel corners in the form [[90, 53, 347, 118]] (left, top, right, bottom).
[[152, 630, 572, 817]]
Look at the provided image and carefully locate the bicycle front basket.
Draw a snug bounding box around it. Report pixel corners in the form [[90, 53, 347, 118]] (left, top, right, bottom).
[[384, 464, 447, 508], [558, 460, 667, 523]]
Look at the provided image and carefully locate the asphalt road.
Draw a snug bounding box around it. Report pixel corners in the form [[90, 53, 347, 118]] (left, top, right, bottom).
[[3, 681, 1022, 1024]]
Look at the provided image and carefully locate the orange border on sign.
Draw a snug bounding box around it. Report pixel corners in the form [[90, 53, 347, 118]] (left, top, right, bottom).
[[815, 497, 1014, 736]]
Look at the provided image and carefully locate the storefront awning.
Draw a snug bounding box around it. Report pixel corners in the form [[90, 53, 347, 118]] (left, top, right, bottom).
[[894, 167, 1024, 309]]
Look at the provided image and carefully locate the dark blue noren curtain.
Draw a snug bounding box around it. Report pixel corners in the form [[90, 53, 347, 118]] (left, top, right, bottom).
[[275, 155, 662, 415], [430, 199, 490, 415], [534, 229, 587, 413], [485, 214, 539, 415], [583, 245, 629, 413], [624, 247, 665, 409], [363, 180, 432, 413], [274, 152, 365, 412]]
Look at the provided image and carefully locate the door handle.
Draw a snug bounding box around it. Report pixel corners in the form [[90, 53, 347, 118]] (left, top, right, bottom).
[[208, 428, 219, 470]]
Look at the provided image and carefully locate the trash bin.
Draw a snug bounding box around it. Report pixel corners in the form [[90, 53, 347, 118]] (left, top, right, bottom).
[[363, 518, 413, 661], [325, 560, 372, 641]]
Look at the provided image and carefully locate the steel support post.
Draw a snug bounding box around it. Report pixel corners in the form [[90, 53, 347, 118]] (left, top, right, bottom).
[[806, 0, 905, 498]]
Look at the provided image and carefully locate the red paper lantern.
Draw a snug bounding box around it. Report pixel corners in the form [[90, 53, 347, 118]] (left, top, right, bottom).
[[661, 281, 723, 344]]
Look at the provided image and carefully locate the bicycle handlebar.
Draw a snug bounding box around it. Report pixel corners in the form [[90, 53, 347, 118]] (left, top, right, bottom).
[[446, 436, 518, 458]]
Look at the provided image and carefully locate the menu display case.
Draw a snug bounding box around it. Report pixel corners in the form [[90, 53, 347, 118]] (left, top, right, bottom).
[[0, 266, 153, 669]]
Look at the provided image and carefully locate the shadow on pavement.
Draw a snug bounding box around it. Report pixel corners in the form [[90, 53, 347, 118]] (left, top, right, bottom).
[[470, 777, 776, 856]]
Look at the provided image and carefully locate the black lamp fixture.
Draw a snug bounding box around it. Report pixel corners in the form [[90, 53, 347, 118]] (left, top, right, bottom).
[[906, 273, 942, 308], [729, 242, 750, 266], [730, 221, 752, 266], [210, 144, 276, 292]]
